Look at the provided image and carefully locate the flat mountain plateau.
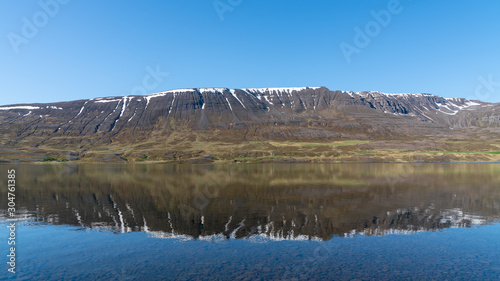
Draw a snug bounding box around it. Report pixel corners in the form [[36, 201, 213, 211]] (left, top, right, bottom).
[[1, 87, 499, 163]]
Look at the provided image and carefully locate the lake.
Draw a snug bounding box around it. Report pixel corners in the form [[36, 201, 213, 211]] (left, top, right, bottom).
[[1, 163, 500, 280]]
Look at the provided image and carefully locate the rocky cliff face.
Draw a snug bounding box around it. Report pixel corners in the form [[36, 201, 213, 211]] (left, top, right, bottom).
[[0, 87, 499, 161]]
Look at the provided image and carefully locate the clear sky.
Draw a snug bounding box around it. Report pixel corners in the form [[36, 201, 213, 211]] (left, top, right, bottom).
[[1, 0, 500, 106]]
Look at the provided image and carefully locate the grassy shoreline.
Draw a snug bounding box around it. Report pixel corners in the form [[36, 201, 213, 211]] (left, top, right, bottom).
[[2, 138, 500, 164], [2, 152, 500, 164]]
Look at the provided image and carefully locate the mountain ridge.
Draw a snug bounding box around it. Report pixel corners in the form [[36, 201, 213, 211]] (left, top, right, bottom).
[[1, 87, 499, 162]]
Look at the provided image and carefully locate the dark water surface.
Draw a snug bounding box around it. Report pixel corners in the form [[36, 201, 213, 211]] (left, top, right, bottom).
[[1, 163, 500, 280]]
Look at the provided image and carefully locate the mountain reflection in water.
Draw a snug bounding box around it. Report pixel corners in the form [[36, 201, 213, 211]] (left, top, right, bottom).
[[1, 163, 499, 241]]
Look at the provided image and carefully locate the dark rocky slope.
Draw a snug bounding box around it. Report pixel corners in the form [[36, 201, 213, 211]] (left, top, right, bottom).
[[0, 87, 499, 161]]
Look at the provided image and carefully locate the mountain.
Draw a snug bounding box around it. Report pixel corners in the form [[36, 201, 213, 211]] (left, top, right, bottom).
[[1, 87, 499, 162], [4, 163, 500, 240]]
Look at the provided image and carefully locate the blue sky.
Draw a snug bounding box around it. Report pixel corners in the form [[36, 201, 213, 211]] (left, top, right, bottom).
[[1, 0, 500, 105]]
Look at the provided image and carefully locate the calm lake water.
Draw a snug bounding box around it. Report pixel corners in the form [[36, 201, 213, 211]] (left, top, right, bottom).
[[1, 163, 500, 280]]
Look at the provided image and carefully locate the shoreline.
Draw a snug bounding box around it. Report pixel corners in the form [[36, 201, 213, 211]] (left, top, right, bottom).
[[2, 156, 500, 165], [2, 139, 500, 164]]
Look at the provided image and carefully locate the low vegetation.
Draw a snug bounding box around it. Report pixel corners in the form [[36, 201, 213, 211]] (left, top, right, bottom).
[[1, 136, 492, 163]]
